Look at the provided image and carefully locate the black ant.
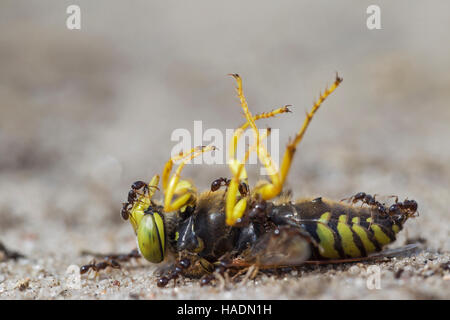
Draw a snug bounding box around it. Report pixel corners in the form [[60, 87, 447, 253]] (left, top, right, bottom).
[[121, 202, 132, 220], [200, 260, 229, 286], [79, 259, 121, 274], [121, 181, 150, 220], [342, 192, 378, 206], [80, 249, 141, 275], [388, 197, 418, 217], [157, 258, 191, 287], [343, 192, 418, 221], [210, 177, 249, 197], [210, 177, 230, 192], [342, 192, 390, 218]]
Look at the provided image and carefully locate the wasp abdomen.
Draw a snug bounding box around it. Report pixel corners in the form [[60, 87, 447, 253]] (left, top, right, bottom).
[[272, 199, 405, 260]]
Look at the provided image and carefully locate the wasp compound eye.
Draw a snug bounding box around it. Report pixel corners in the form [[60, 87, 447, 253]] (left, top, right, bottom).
[[137, 211, 165, 263]]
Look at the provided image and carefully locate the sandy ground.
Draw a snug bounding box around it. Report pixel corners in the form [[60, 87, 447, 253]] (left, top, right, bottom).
[[0, 1, 449, 299]]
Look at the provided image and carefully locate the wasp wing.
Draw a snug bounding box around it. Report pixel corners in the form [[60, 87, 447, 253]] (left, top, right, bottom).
[[238, 226, 312, 267]]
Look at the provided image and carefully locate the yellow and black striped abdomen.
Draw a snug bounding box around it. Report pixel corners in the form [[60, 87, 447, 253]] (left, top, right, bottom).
[[289, 198, 404, 260]]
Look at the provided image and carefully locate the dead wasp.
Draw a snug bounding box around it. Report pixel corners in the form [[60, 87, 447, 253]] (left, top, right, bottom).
[[81, 74, 418, 287]]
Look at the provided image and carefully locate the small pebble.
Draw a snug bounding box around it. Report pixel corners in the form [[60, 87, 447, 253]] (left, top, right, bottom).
[[15, 278, 30, 291]]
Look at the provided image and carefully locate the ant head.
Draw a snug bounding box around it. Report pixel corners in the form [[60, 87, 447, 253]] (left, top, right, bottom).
[[211, 179, 222, 192], [403, 199, 418, 213], [391, 199, 419, 224]]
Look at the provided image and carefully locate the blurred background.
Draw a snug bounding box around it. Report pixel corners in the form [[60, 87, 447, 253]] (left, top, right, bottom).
[[0, 1, 449, 298]]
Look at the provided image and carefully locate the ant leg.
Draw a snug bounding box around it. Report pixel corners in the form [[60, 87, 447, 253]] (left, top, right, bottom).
[[388, 195, 399, 203]]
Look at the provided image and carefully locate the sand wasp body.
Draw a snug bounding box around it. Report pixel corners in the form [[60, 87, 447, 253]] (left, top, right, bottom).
[[142, 191, 413, 274], [81, 74, 418, 286]]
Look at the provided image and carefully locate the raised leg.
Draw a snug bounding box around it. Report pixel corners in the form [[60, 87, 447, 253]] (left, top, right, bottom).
[[229, 105, 291, 161], [226, 74, 292, 226], [255, 74, 343, 200], [163, 145, 216, 213], [226, 128, 271, 225]]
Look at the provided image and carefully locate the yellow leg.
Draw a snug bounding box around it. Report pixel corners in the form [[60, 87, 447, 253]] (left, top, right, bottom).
[[226, 129, 271, 226], [226, 73, 289, 225], [164, 145, 216, 213], [232, 75, 342, 200], [162, 146, 205, 192], [230, 74, 260, 151], [147, 175, 160, 200], [228, 74, 290, 204], [226, 73, 342, 224], [229, 105, 291, 161], [279, 74, 343, 185]]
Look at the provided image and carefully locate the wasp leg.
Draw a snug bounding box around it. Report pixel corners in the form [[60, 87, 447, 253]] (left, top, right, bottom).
[[226, 128, 271, 225], [229, 104, 292, 163], [252, 74, 343, 201], [227, 105, 291, 195], [226, 77, 292, 226], [226, 74, 270, 225], [163, 145, 216, 213], [162, 146, 205, 192], [202, 226, 314, 286], [145, 175, 160, 200]]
